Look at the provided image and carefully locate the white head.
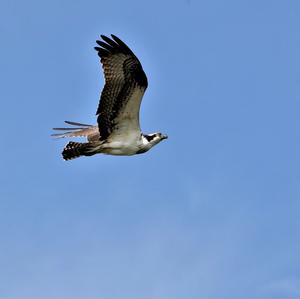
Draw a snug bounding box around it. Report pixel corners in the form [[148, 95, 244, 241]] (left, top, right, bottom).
[[139, 132, 168, 154]]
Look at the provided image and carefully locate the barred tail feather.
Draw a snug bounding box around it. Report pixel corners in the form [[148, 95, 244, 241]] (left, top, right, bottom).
[[62, 142, 96, 161]]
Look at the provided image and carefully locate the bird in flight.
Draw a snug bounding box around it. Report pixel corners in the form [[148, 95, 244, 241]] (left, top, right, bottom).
[[52, 34, 168, 160]]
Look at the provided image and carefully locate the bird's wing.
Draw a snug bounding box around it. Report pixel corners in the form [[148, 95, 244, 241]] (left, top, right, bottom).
[[94, 34, 148, 141]]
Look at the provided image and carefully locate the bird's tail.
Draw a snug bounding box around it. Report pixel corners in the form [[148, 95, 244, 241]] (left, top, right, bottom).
[[52, 121, 99, 141], [62, 141, 97, 161]]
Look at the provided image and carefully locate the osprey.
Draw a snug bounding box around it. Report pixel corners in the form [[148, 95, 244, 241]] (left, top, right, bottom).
[[52, 34, 168, 160]]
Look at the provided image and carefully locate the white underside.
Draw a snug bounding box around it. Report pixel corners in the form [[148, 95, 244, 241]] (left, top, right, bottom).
[[91, 134, 150, 156], [95, 88, 146, 155], [100, 141, 142, 155]]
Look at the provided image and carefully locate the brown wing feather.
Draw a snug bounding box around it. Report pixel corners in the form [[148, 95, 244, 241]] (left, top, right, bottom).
[[94, 35, 148, 140]]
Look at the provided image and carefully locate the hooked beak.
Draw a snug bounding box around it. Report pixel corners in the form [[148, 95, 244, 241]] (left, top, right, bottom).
[[161, 134, 168, 140]]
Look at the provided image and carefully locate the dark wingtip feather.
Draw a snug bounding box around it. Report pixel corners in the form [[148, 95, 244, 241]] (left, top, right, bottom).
[[95, 34, 135, 57], [110, 34, 134, 55], [101, 35, 119, 48], [110, 34, 126, 47], [94, 46, 109, 57], [100, 34, 108, 40], [97, 40, 114, 51], [110, 34, 120, 41]]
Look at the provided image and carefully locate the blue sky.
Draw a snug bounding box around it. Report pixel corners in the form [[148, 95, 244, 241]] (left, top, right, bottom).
[[0, 0, 300, 298]]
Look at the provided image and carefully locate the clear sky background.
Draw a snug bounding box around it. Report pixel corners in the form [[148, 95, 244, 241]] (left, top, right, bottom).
[[0, 0, 300, 298]]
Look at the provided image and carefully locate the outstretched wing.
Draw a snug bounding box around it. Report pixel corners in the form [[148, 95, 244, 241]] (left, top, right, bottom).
[[94, 34, 148, 141]]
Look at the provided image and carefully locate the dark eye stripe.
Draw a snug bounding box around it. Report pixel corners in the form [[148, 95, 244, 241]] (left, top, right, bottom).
[[145, 134, 156, 142]]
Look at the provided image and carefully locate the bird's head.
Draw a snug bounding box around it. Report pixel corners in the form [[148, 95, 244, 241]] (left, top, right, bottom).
[[142, 132, 168, 149]]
